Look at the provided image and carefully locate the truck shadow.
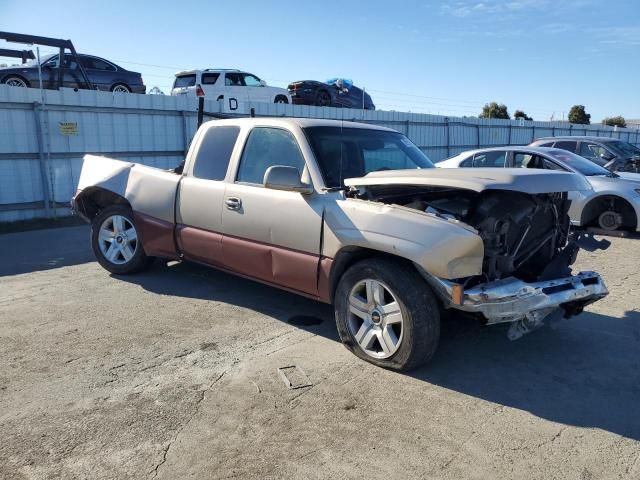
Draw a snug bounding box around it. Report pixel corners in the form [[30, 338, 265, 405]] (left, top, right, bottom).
[[0, 225, 94, 277], [416, 309, 640, 441], [121, 260, 640, 441]]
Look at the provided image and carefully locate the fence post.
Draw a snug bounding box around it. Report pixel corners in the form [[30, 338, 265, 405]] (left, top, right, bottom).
[[508, 123, 512, 145], [476, 123, 480, 148], [180, 110, 189, 155], [405, 119, 410, 137], [532, 125, 536, 143], [445, 117, 450, 157], [33, 102, 52, 218]]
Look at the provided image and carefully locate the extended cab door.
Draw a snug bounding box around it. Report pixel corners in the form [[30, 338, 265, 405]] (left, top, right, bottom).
[[176, 125, 241, 266], [220, 126, 323, 296]]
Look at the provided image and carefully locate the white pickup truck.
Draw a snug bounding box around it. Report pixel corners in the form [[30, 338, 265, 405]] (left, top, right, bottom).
[[72, 117, 608, 371]]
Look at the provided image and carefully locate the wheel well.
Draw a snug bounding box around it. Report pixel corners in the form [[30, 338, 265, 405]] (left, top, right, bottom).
[[328, 247, 417, 303], [2, 73, 30, 86], [581, 195, 637, 229], [74, 187, 132, 221], [274, 94, 288, 102]]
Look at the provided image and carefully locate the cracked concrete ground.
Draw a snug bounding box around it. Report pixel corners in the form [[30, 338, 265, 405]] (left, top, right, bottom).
[[1, 225, 639, 479]]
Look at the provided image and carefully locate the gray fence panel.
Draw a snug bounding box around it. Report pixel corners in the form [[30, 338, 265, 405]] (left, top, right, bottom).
[[1, 85, 638, 221]]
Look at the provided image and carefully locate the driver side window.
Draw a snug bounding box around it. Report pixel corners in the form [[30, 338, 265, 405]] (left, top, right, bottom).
[[236, 128, 306, 185], [243, 74, 261, 87]]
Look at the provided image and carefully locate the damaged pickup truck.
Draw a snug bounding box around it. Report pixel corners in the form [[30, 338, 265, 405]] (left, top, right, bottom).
[[72, 118, 608, 371]]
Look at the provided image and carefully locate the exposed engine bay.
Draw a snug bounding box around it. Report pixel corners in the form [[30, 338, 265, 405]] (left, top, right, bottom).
[[351, 185, 579, 284]]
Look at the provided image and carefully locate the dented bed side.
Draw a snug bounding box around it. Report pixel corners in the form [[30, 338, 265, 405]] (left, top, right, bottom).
[[76, 155, 181, 224]]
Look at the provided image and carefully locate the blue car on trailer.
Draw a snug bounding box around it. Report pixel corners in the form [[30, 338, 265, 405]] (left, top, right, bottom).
[[287, 78, 375, 110]]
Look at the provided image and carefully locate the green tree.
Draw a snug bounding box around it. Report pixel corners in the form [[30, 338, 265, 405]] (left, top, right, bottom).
[[480, 102, 510, 119], [514, 110, 532, 121], [568, 105, 591, 125], [603, 116, 626, 128]]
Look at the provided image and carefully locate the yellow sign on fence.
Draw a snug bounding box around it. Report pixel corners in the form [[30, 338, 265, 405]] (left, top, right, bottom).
[[59, 122, 78, 136]]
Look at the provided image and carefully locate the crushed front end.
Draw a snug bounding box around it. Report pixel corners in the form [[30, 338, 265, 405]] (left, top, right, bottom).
[[356, 182, 610, 337]]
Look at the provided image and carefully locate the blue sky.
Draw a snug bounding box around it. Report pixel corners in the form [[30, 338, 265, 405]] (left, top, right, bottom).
[[1, 0, 639, 122]]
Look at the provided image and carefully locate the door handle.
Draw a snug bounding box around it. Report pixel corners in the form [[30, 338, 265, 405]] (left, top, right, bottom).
[[225, 197, 242, 210]]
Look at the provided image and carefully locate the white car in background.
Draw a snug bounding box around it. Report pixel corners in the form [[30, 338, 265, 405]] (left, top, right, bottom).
[[170, 69, 291, 106], [438, 146, 640, 232]]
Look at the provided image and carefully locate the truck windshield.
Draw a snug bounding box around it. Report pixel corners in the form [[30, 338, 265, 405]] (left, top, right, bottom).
[[304, 126, 434, 188]]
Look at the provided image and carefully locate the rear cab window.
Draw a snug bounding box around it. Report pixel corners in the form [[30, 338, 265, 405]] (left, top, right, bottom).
[[191, 126, 241, 181], [174, 74, 196, 89]]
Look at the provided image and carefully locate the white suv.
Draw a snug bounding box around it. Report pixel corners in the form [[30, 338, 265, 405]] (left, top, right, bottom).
[[171, 69, 291, 105]]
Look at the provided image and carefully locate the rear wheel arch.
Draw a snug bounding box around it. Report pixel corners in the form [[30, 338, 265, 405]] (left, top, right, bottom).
[[580, 194, 637, 230], [75, 187, 132, 221]]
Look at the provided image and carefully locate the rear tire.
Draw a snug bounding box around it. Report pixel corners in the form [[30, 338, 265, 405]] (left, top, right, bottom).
[[274, 95, 288, 104], [91, 205, 153, 274], [111, 83, 131, 93], [334, 257, 440, 371]]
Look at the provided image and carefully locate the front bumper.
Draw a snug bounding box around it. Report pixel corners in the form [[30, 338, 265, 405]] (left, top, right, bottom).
[[426, 271, 608, 325]]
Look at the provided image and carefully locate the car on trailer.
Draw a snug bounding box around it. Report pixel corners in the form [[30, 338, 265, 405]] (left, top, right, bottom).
[[171, 69, 291, 105], [0, 53, 145, 93], [287, 78, 375, 109]]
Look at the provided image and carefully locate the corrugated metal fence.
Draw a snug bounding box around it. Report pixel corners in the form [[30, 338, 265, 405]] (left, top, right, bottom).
[[1, 84, 639, 222]]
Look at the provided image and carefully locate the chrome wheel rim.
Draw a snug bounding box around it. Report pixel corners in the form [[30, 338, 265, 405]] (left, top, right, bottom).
[[276, 98, 287, 104], [347, 279, 404, 359], [6, 77, 27, 87], [112, 85, 130, 93], [98, 215, 138, 264]]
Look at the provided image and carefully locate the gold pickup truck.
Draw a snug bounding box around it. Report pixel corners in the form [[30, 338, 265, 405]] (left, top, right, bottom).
[[72, 118, 608, 371]]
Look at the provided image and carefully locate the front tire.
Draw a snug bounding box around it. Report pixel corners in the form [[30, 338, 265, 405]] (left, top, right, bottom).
[[334, 258, 440, 371], [2, 75, 29, 88], [91, 205, 152, 274], [315, 90, 331, 107], [274, 95, 289, 104]]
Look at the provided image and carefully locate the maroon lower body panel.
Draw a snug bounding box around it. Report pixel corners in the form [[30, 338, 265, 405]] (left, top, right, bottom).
[[133, 212, 179, 259], [133, 214, 333, 301], [317, 257, 334, 304], [222, 235, 319, 296], [176, 225, 223, 266]]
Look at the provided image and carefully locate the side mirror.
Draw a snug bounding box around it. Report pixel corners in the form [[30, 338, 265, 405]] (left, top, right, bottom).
[[263, 165, 313, 194], [259, 79, 267, 87], [599, 151, 615, 161]]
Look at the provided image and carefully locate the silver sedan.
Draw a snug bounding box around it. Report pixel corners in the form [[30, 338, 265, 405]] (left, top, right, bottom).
[[438, 146, 640, 232]]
